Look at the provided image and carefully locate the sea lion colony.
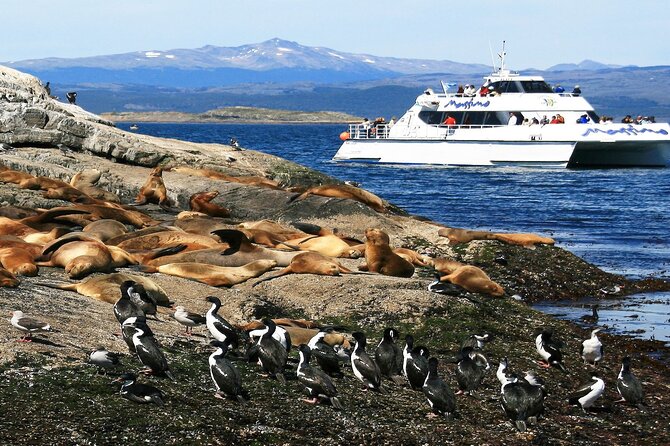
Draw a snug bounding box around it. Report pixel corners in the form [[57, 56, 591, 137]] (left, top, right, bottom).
[[1, 162, 638, 433]]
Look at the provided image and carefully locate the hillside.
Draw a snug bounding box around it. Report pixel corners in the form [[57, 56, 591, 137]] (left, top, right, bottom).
[[101, 106, 361, 124]]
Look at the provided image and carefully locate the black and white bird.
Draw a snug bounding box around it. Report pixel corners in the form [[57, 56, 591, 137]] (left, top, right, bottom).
[[307, 330, 344, 377], [427, 273, 461, 296], [131, 325, 175, 380], [402, 334, 430, 391], [580, 328, 604, 366], [454, 346, 489, 396], [209, 340, 248, 402], [351, 331, 383, 392], [205, 296, 239, 348], [580, 304, 599, 324], [568, 375, 605, 413], [423, 357, 457, 419], [173, 305, 206, 336], [121, 316, 154, 353], [297, 344, 343, 410], [10, 310, 53, 341], [88, 347, 121, 374], [461, 333, 494, 351], [375, 327, 404, 384], [249, 320, 291, 353], [115, 373, 164, 405], [535, 328, 566, 371], [616, 356, 644, 408], [121, 280, 157, 318], [253, 319, 288, 384], [498, 358, 546, 432], [114, 282, 146, 324]]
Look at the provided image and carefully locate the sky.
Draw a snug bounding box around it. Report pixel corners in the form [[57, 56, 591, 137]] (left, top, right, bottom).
[[2, 0, 668, 69]]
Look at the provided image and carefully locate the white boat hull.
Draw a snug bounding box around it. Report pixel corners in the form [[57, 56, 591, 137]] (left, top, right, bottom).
[[333, 124, 670, 167]]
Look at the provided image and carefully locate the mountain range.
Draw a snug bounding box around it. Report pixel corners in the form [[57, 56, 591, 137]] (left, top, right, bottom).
[[5, 38, 669, 121]]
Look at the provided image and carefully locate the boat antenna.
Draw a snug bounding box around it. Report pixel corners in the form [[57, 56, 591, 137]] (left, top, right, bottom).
[[498, 40, 507, 73], [489, 41, 497, 72]]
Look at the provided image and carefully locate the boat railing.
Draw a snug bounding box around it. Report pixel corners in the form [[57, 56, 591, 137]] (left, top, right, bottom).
[[348, 123, 391, 139]]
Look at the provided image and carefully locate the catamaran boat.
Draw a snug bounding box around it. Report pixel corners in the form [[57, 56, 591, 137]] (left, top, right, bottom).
[[333, 47, 670, 167]]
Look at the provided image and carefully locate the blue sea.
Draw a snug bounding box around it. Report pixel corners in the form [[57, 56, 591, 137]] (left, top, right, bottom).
[[120, 123, 670, 343]]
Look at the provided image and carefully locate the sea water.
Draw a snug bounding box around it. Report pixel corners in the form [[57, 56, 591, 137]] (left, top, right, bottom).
[[122, 123, 670, 343]]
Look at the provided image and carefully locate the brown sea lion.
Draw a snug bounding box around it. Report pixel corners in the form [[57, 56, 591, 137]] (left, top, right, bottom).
[[0, 267, 19, 287], [238, 322, 349, 348], [144, 231, 301, 268], [0, 206, 40, 220], [289, 184, 386, 213], [135, 167, 172, 210], [360, 228, 414, 278], [492, 233, 555, 248], [38, 233, 120, 279], [117, 230, 222, 252], [168, 166, 282, 190], [252, 251, 352, 286], [35, 272, 171, 305], [393, 248, 431, 267], [0, 237, 42, 276], [440, 265, 505, 297], [70, 169, 121, 202], [189, 191, 231, 218], [437, 227, 497, 244], [427, 257, 465, 275], [82, 219, 128, 242], [278, 234, 362, 258], [52, 204, 159, 228], [42, 186, 91, 202], [0, 169, 35, 184], [19, 176, 73, 191], [141, 259, 277, 287]]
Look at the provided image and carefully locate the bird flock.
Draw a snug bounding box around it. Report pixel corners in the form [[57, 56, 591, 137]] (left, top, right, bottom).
[[10, 284, 646, 432]]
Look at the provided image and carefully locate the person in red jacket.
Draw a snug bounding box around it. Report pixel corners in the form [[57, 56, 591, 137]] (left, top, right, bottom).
[[443, 114, 457, 126]]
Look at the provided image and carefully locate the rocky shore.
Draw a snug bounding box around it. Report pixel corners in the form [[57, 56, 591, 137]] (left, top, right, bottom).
[[1, 65, 670, 445]]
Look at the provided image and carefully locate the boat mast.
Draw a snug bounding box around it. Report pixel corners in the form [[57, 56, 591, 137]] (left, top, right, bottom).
[[498, 40, 507, 74]]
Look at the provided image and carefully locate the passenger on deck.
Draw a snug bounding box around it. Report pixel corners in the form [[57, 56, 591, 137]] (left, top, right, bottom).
[[479, 84, 490, 96], [464, 84, 477, 97], [577, 114, 590, 124], [540, 115, 550, 125], [555, 113, 565, 124], [572, 85, 582, 96], [531, 117, 540, 125], [550, 115, 558, 124], [443, 114, 457, 126], [507, 112, 518, 126], [553, 84, 565, 93], [456, 85, 464, 96], [621, 115, 633, 124]]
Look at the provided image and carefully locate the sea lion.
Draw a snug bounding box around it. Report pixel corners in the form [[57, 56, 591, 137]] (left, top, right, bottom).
[[428, 257, 465, 275], [189, 191, 231, 218], [437, 227, 497, 244], [70, 169, 120, 203], [393, 248, 431, 266], [173, 213, 234, 237], [290, 184, 387, 213], [440, 265, 505, 297], [492, 233, 555, 248], [38, 233, 132, 279], [116, 230, 222, 252], [360, 228, 414, 278], [0, 206, 40, 220], [35, 272, 171, 305], [0, 169, 35, 184], [42, 186, 92, 203], [135, 167, 172, 211], [168, 166, 282, 190], [19, 176, 73, 191], [252, 251, 352, 286], [0, 267, 19, 287], [0, 237, 42, 276], [141, 259, 277, 287], [52, 204, 160, 228], [238, 322, 349, 348], [82, 219, 128, 242], [278, 234, 362, 258], [106, 226, 172, 246]]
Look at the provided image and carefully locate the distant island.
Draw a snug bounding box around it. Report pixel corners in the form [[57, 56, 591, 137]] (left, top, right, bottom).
[[101, 106, 362, 124]]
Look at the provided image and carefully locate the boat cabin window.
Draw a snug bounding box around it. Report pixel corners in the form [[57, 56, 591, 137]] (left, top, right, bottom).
[[520, 80, 553, 93], [418, 110, 508, 126]]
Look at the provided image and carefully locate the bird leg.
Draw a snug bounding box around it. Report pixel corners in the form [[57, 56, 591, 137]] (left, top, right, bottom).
[[17, 334, 32, 342], [537, 361, 551, 369], [302, 397, 319, 405], [214, 392, 227, 400], [425, 412, 439, 419]]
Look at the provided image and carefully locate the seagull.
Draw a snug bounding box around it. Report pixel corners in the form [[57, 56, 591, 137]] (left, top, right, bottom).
[[10, 310, 53, 341], [173, 305, 206, 336]]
